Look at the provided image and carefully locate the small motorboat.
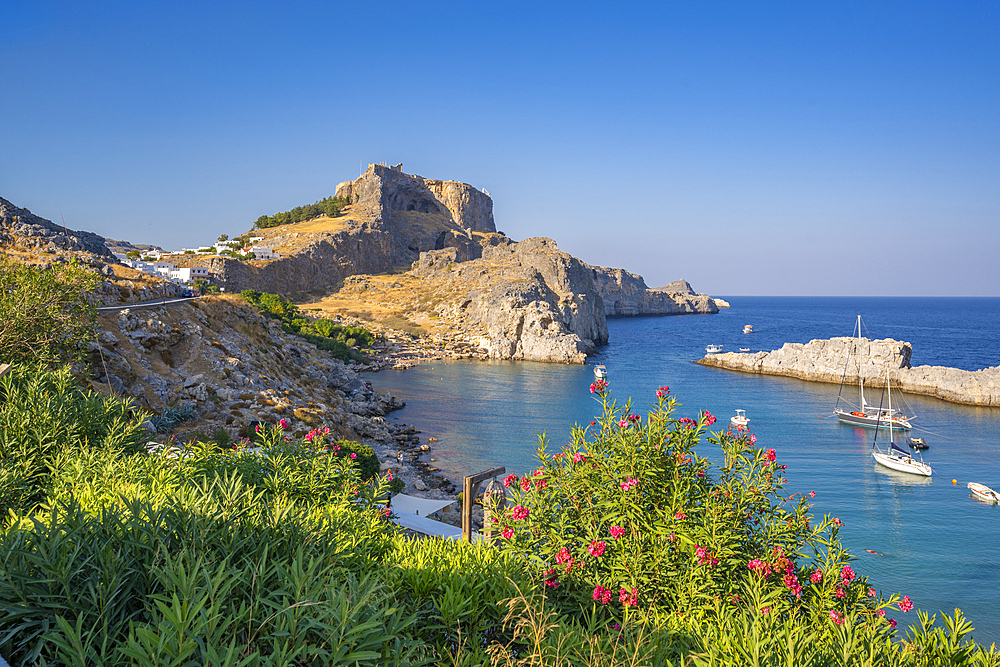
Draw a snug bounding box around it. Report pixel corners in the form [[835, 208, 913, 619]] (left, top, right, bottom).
[[731, 409, 749, 428], [967, 482, 1000, 504], [705, 345, 723, 354], [739, 347, 751, 352], [906, 437, 929, 450], [743, 324, 754, 334], [593, 365, 607, 381]]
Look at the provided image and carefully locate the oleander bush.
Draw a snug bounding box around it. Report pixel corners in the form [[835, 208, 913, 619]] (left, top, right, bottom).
[[0, 363, 997, 665]]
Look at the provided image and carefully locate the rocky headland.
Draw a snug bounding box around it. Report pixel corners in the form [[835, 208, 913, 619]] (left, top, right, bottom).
[[697, 337, 1000, 407]]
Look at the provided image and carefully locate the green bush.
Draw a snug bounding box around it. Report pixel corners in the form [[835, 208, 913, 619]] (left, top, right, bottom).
[[240, 290, 373, 363], [253, 195, 349, 230], [0, 363, 144, 514], [0, 257, 102, 364]]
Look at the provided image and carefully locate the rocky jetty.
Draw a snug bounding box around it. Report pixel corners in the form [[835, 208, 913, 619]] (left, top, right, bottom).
[[588, 268, 719, 317], [697, 337, 1000, 407], [0, 196, 114, 257]]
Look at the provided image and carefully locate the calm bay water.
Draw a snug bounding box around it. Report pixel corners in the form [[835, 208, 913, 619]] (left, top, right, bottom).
[[368, 297, 1000, 642]]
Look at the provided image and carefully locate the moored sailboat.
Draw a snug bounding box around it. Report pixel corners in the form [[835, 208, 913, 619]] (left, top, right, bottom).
[[834, 315, 914, 430], [871, 363, 931, 477]]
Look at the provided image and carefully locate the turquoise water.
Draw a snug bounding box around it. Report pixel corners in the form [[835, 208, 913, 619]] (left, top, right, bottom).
[[368, 297, 1000, 642]]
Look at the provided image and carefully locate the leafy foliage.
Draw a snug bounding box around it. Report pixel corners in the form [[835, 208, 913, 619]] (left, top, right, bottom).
[[0, 257, 102, 364], [240, 289, 374, 362], [253, 196, 350, 230]]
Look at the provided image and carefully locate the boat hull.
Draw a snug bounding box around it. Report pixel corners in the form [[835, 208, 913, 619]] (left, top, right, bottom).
[[835, 409, 912, 430], [968, 483, 1000, 503], [872, 450, 932, 477]]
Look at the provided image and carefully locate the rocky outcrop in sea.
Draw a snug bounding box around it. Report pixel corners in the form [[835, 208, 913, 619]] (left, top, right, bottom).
[[588, 268, 719, 317], [697, 337, 1000, 407]]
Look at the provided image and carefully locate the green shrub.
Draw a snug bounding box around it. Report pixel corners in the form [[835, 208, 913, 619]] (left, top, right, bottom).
[[253, 195, 349, 230], [0, 257, 102, 364]]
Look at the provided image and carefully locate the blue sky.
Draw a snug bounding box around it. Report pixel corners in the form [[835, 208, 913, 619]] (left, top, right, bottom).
[[3, 1, 997, 295]]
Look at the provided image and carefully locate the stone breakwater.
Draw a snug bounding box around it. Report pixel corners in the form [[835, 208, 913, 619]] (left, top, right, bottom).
[[696, 337, 1000, 407]]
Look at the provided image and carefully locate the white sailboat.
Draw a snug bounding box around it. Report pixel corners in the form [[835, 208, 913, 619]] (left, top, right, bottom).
[[730, 409, 749, 428], [871, 363, 931, 477], [834, 315, 914, 430]]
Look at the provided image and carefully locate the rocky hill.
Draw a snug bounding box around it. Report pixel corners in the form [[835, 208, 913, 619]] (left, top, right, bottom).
[[0, 196, 114, 258], [697, 337, 1000, 406]]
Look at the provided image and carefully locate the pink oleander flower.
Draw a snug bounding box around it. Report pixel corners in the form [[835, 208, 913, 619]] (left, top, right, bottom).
[[323, 427, 330, 434], [869, 588, 877, 597], [588, 540, 606, 557], [877, 609, 886, 617], [830, 610, 844, 626], [840, 565, 856, 584], [765, 448, 776, 462], [511, 505, 529, 520], [749, 433, 757, 444], [520, 477, 531, 492], [834, 586, 845, 599], [674, 511, 686, 520], [760, 606, 770, 615], [809, 490, 816, 498], [899, 595, 913, 612], [810, 569, 823, 584], [619, 587, 638, 607], [386, 471, 393, 481], [703, 411, 716, 425], [618, 419, 628, 429], [278, 418, 289, 429], [889, 619, 897, 628], [304, 432, 315, 442], [783, 573, 802, 598], [501, 527, 513, 539], [656, 389, 667, 398], [593, 585, 613, 605], [350, 452, 357, 459], [628, 414, 640, 423], [545, 579, 559, 588], [620, 478, 639, 491], [555, 547, 572, 565], [833, 517, 843, 527], [573, 452, 586, 463], [610, 525, 626, 539], [748, 559, 771, 577], [535, 478, 548, 489], [502, 473, 518, 488], [697, 470, 705, 477]]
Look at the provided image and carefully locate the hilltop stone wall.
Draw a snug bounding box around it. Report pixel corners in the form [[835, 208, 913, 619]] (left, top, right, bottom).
[[697, 337, 1000, 406]]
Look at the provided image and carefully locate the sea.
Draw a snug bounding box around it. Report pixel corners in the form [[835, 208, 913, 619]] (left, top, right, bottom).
[[368, 297, 1000, 643]]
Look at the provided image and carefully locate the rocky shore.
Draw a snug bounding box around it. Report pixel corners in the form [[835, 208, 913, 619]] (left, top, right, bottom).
[[697, 337, 1000, 407]]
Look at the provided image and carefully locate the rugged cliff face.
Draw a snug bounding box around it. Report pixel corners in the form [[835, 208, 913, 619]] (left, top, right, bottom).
[[0, 196, 114, 257], [411, 238, 609, 363], [697, 337, 1000, 406], [588, 266, 719, 316]]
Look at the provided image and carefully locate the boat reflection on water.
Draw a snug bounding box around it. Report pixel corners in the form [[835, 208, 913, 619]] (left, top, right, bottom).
[[872, 465, 933, 486]]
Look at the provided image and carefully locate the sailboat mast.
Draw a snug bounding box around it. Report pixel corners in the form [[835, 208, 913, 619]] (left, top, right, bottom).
[[857, 315, 865, 409], [886, 362, 893, 444]]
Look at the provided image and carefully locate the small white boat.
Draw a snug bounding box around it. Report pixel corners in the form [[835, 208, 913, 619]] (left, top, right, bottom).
[[731, 409, 749, 428], [593, 365, 607, 381], [739, 348, 751, 352], [743, 324, 754, 334], [705, 345, 723, 354], [968, 482, 1000, 504]]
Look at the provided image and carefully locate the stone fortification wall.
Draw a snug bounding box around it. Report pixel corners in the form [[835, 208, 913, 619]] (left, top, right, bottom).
[[697, 337, 1000, 406], [588, 265, 718, 317], [335, 163, 495, 233], [0, 196, 114, 258]]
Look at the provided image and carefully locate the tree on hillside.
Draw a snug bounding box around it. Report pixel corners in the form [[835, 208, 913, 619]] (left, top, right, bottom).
[[125, 250, 141, 260], [218, 233, 229, 243], [0, 258, 102, 364]]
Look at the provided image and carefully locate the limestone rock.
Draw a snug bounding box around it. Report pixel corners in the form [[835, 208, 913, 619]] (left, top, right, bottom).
[[588, 266, 719, 317], [0, 196, 115, 257], [697, 337, 1000, 407]]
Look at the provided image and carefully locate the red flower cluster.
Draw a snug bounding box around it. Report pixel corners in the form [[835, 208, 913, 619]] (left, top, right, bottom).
[[899, 595, 914, 612], [748, 559, 773, 578], [765, 448, 777, 462], [592, 585, 613, 605], [502, 473, 518, 488], [694, 545, 719, 567], [588, 540, 606, 557], [609, 525, 626, 539], [702, 411, 717, 426], [511, 505, 529, 520], [620, 478, 639, 491], [589, 380, 608, 394], [619, 587, 638, 607]]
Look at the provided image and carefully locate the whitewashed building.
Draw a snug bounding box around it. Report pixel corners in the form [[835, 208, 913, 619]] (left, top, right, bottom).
[[248, 245, 279, 260]]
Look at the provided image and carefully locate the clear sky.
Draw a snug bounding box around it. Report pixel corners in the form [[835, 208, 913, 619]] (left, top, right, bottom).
[[3, 1, 997, 296]]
